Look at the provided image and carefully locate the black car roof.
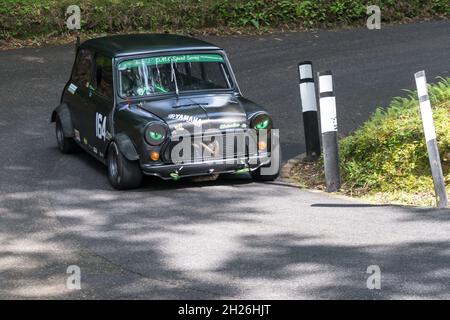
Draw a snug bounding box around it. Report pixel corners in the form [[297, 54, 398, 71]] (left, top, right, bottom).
[[81, 34, 222, 57]]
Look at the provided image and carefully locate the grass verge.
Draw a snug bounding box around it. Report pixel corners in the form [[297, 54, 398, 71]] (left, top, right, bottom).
[[0, 0, 449, 49], [289, 77, 450, 206]]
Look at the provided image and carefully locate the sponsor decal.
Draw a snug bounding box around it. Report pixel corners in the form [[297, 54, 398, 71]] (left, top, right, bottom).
[[95, 112, 107, 141], [83, 138, 88, 145], [93, 147, 98, 154], [105, 131, 112, 141], [74, 129, 80, 142], [219, 122, 241, 130], [119, 54, 224, 70], [173, 123, 185, 131], [168, 113, 202, 127], [68, 83, 77, 95]]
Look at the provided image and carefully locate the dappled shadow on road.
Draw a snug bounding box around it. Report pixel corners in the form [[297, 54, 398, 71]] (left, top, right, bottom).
[[215, 233, 450, 299], [2, 145, 450, 299], [0, 146, 268, 298], [397, 207, 450, 223], [0, 180, 243, 298]]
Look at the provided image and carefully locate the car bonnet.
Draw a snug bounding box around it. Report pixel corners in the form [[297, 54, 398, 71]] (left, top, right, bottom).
[[137, 94, 248, 134]]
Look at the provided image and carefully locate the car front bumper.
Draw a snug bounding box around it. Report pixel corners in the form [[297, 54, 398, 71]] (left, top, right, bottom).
[[141, 154, 271, 180]]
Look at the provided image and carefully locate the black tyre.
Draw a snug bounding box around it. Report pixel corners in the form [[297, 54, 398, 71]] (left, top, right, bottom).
[[55, 115, 78, 154], [107, 142, 142, 190], [251, 149, 282, 182]]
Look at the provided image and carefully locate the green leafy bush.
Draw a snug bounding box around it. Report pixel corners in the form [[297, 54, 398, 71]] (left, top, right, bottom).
[[0, 0, 449, 40], [340, 77, 450, 199]]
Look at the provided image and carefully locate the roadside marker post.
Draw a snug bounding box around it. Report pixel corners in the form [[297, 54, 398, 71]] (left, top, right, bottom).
[[318, 71, 340, 192], [298, 61, 321, 161], [414, 71, 448, 208]]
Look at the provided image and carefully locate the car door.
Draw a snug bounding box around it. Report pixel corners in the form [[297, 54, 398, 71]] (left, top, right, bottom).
[[91, 53, 114, 158], [68, 48, 95, 147]]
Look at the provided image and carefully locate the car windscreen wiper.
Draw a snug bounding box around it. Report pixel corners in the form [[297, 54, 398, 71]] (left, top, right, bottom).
[[170, 60, 179, 97]]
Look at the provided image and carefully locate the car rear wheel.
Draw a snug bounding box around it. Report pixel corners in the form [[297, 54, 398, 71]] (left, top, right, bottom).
[[107, 142, 142, 190], [55, 115, 78, 154]]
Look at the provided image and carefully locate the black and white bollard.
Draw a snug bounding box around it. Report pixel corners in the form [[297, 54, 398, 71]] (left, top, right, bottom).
[[318, 71, 340, 192], [415, 71, 448, 208], [298, 61, 321, 161]]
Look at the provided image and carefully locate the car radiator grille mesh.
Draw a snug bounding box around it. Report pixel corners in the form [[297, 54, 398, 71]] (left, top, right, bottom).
[[162, 130, 256, 164]]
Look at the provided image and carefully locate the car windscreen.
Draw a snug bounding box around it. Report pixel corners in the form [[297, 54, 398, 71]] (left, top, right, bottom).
[[118, 53, 233, 98]]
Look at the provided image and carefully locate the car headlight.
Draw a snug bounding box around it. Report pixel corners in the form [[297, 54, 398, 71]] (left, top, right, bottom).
[[251, 114, 272, 130], [144, 122, 167, 145]]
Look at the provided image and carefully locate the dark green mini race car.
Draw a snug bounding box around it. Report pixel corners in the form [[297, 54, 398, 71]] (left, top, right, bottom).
[[51, 34, 280, 189]]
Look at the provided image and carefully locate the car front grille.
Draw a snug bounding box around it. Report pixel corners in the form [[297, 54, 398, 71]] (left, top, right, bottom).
[[162, 130, 256, 164]]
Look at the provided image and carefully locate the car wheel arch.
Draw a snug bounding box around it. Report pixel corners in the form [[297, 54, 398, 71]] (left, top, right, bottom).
[[107, 133, 140, 162], [51, 104, 74, 138]]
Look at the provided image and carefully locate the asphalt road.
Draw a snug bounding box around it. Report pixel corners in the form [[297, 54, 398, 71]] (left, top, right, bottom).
[[1, 21, 450, 299]]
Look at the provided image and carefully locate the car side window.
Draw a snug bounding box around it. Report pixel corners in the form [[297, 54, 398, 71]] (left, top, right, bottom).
[[94, 54, 113, 98], [71, 48, 94, 87]]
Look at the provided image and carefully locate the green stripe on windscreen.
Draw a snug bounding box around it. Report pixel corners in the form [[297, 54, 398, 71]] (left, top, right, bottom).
[[119, 54, 224, 70]]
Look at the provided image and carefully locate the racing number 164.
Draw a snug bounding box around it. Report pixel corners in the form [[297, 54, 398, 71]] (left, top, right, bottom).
[[96, 113, 106, 141]]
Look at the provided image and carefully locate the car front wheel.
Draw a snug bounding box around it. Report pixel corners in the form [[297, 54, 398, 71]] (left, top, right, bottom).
[[107, 142, 142, 190]]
